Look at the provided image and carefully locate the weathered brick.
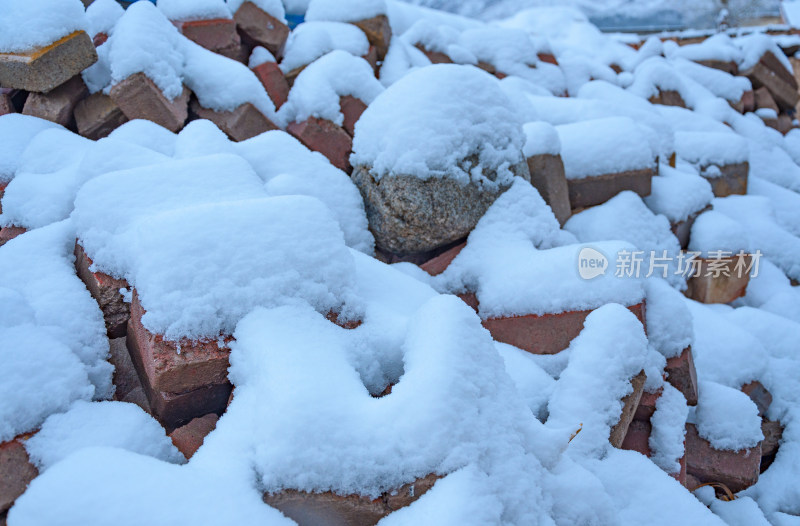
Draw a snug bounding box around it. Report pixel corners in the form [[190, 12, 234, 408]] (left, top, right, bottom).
[[126, 291, 232, 430], [352, 15, 392, 62], [414, 44, 452, 64], [665, 346, 699, 406], [0, 436, 38, 515], [109, 72, 189, 132], [252, 61, 289, 109], [684, 255, 752, 304], [741, 381, 772, 418], [419, 241, 466, 276], [760, 419, 783, 472], [743, 51, 800, 111], [340, 95, 367, 137], [649, 89, 686, 108], [610, 371, 647, 448], [634, 388, 662, 422], [730, 89, 755, 114], [567, 167, 654, 211], [22, 75, 87, 127], [754, 86, 779, 114], [482, 302, 646, 356], [0, 31, 97, 93], [264, 474, 438, 526], [74, 242, 130, 338], [697, 59, 738, 75], [109, 337, 143, 404], [287, 117, 353, 172], [537, 53, 558, 65], [0, 181, 7, 215], [621, 418, 652, 456], [527, 153, 571, 226], [671, 205, 711, 250], [701, 162, 748, 197], [233, 1, 290, 58], [363, 45, 379, 73], [685, 423, 761, 493], [190, 100, 278, 141], [73, 92, 129, 140], [169, 413, 219, 460], [92, 32, 108, 47], [176, 18, 242, 60], [0, 93, 13, 116]]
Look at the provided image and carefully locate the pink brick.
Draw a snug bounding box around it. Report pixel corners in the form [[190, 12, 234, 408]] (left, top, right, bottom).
[[287, 117, 353, 172], [481, 302, 646, 356], [109, 72, 189, 132], [339, 95, 367, 137], [233, 2, 290, 58], [665, 346, 699, 406], [685, 423, 761, 493], [74, 242, 130, 338], [169, 413, 219, 460], [190, 100, 279, 141], [252, 61, 289, 109], [22, 74, 88, 126], [0, 435, 38, 515]]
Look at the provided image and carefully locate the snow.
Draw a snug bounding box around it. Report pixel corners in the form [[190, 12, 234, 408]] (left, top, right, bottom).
[[0, 0, 88, 53], [556, 117, 655, 179], [0, 114, 63, 184], [675, 131, 749, 171], [564, 191, 685, 289], [546, 303, 649, 455], [644, 278, 693, 359], [279, 21, 370, 74], [736, 33, 794, 74], [24, 401, 184, 471], [522, 121, 561, 157], [181, 39, 280, 123], [0, 221, 111, 443], [644, 164, 713, 224], [278, 50, 384, 126], [688, 210, 751, 255], [248, 46, 275, 68], [496, 342, 556, 422], [226, 0, 285, 21], [668, 33, 743, 64], [85, 0, 124, 38], [351, 64, 525, 186], [671, 57, 751, 103], [107, 119, 177, 156], [649, 383, 689, 474], [378, 38, 431, 86], [305, 0, 387, 22], [156, 0, 232, 21], [106, 2, 186, 100], [693, 380, 763, 451]]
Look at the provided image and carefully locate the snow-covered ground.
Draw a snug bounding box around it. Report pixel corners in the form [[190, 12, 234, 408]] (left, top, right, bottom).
[[1, 0, 800, 525]]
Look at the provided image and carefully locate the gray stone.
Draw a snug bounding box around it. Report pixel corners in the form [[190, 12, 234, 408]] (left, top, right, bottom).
[[0, 31, 97, 93], [352, 161, 530, 256]]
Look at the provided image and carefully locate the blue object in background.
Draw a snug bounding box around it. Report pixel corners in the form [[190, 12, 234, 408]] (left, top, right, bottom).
[[286, 13, 305, 29]]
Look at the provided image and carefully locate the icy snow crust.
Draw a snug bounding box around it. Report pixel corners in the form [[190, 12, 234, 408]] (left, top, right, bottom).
[[2, 2, 800, 526]]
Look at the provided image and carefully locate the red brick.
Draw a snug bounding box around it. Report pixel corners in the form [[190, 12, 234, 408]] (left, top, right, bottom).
[[415, 45, 452, 64], [287, 117, 353, 172], [190, 100, 278, 141], [527, 153, 571, 226], [0, 31, 97, 93], [233, 2, 290, 58], [482, 302, 645, 356], [671, 205, 710, 250], [126, 291, 232, 430], [0, 181, 7, 215], [634, 388, 662, 422], [74, 242, 130, 338], [610, 370, 647, 448], [760, 419, 783, 471], [169, 413, 219, 459], [0, 226, 26, 247], [264, 474, 438, 526], [665, 346, 699, 406], [537, 52, 558, 65], [754, 86, 779, 114], [363, 45, 379, 73], [0, 93, 13, 116], [419, 241, 466, 276], [177, 18, 242, 59], [567, 167, 654, 211], [697, 59, 738, 75], [621, 418, 652, 456], [93, 32, 108, 47], [340, 95, 367, 137], [730, 89, 755, 113], [109, 72, 189, 132], [685, 423, 761, 493], [352, 15, 392, 62], [741, 381, 772, 418], [458, 291, 479, 312], [702, 162, 748, 198], [73, 92, 128, 140], [22, 75, 87, 127], [0, 436, 38, 515], [109, 337, 144, 405], [684, 255, 752, 304], [252, 61, 289, 109], [674, 450, 687, 487], [649, 89, 686, 108]]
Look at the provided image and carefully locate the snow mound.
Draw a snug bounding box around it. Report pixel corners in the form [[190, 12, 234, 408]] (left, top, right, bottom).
[[0, 0, 88, 53]]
